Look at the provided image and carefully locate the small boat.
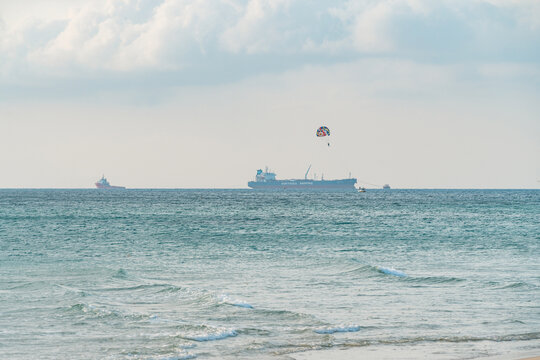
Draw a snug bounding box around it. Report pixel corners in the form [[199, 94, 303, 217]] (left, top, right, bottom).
[[358, 187, 366, 192], [382, 184, 391, 189]]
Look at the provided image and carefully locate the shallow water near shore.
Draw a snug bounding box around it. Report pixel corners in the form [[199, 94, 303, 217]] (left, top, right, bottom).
[[1, 189, 539, 359]]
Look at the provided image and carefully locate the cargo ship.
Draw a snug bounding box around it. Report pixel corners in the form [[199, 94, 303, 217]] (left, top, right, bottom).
[[95, 175, 126, 189], [248, 167, 357, 191]]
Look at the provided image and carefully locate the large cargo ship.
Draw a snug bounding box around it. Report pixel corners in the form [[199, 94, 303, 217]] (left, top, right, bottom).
[[248, 167, 357, 191], [95, 175, 126, 189]]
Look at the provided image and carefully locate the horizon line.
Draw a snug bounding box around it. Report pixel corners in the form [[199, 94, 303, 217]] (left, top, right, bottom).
[[0, 187, 538, 191]]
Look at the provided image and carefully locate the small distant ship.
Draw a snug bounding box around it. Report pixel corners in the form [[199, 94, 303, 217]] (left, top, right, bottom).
[[95, 175, 126, 189], [383, 184, 391, 189], [248, 166, 357, 191]]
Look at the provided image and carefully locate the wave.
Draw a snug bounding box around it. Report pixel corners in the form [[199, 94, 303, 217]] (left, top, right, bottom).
[[374, 332, 540, 345], [279, 332, 540, 357], [218, 294, 253, 309], [377, 267, 407, 277], [65, 302, 148, 322], [330, 264, 375, 276], [90, 281, 255, 313], [332, 264, 408, 278], [6, 280, 52, 290], [338, 262, 470, 285], [96, 283, 184, 293], [282, 331, 540, 357], [492, 281, 530, 290], [404, 276, 465, 284], [314, 325, 362, 334], [147, 315, 188, 325], [55, 284, 90, 296], [67, 303, 123, 319], [158, 354, 196, 360], [254, 308, 316, 322], [112, 282, 253, 310], [184, 327, 237, 342]]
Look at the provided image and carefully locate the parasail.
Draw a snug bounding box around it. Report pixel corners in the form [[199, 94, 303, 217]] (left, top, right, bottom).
[[316, 126, 330, 137], [316, 126, 331, 146]]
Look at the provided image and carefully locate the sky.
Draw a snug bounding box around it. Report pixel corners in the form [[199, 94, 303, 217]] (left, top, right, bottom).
[[0, 0, 539, 188]]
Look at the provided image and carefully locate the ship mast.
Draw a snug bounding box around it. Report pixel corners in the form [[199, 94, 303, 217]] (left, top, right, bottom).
[[305, 164, 312, 180]]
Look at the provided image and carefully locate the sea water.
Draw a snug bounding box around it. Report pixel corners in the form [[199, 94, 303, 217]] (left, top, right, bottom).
[[0, 189, 538, 359]]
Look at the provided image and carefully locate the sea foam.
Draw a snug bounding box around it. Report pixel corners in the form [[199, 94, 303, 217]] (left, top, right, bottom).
[[159, 352, 196, 360], [314, 325, 361, 334], [186, 328, 238, 342]]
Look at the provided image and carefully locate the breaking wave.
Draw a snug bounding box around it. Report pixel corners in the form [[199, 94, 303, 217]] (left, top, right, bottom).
[[158, 354, 196, 360], [377, 267, 407, 277], [218, 294, 253, 309], [333, 263, 408, 278], [314, 325, 362, 334], [184, 327, 238, 342], [336, 262, 470, 285], [65, 302, 145, 320]]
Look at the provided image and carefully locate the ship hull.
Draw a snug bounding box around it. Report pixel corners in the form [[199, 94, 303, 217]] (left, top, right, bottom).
[[248, 178, 357, 191], [95, 183, 126, 190]]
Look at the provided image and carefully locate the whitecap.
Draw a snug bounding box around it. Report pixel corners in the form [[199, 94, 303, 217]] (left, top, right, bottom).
[[186, 328, 237, 342], [218, 294, 253, 309], [377, 266, 407, 277], [314, 325, 361, 334], [159, 352, 196, 360]]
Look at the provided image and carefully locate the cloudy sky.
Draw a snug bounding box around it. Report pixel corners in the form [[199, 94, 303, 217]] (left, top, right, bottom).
[[0, 0, 539, 188]]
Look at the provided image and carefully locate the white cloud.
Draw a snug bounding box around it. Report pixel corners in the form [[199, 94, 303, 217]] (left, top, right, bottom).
[[478, 62, 540, 80], [0, 0, 539, 90], [25, 0, 237, 71], [352, 1, 396, 52], [219, 0, 293, 54], [481, 0, 540, 29]]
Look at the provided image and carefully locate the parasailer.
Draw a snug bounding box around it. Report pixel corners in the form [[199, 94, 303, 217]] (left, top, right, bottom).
[[316, 126, 331, 146]]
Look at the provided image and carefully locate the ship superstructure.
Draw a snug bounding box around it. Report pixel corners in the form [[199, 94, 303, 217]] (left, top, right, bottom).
[[248, 167, 357, 191], [95, 175, 126, 189]]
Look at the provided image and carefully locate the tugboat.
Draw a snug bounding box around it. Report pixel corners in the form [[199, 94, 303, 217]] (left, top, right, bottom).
[[95, 175, 126, 189]]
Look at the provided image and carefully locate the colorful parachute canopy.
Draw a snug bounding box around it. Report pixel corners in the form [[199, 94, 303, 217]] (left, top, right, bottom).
[[316, 126, 330, 137]]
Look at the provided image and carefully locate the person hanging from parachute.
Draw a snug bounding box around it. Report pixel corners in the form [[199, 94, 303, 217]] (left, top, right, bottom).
[[316, 126, 331, 146]]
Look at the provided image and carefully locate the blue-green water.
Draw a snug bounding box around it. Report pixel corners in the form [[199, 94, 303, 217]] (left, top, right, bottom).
[[1, 190, 539, 359]]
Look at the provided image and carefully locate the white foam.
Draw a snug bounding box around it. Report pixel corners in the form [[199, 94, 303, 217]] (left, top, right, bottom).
[[186, 328, 237, 342], [159, 352, 196, 360], [314, 325, 361, 334], [218, 294, 253, 309], [378, 266, 407, 277]]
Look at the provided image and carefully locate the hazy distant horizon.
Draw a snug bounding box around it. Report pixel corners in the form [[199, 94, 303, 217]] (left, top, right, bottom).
[[1, 187, 539, 190], [1, 0, 539, 189]]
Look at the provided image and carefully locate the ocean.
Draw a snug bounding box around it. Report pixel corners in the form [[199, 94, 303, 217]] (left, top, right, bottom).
[[0, 189, 538, 359]]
